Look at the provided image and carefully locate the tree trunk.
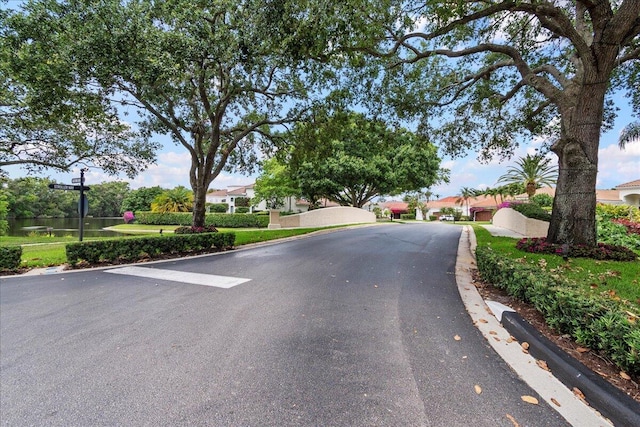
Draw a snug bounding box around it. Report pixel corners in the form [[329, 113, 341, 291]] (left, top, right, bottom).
[[547, 81, 607, 247], [192, 183, 207, 228], [191, 165, 210, 228], [526, 182, 536, 199]]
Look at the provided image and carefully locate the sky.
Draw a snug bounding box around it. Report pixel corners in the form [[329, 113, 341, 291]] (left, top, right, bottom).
[[5, 92, 638, 199]]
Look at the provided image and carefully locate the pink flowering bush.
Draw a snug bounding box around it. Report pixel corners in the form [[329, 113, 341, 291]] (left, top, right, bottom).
[[123, 211, 135, 224], [497, 200, 522, 210], [516, 237, 637, 261]]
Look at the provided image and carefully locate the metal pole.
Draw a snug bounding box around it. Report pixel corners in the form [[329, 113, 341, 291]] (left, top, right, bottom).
[[79, 169, 85, 242]]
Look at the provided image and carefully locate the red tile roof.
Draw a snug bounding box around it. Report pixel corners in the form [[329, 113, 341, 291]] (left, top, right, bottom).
[[615, 179, 640, 189], [381, 201, 409, 213]]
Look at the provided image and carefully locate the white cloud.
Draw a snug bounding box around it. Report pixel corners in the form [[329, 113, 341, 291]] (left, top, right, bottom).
[[597, 139, 640, 188]]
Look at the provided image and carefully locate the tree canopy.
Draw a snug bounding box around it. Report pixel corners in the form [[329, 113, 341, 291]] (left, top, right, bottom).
[[5, 0, 311, 227], [299, 0, 639, 246], [285, 111, 445, 208], [253, 158, 300, 210], [1, 4, 158, 177]]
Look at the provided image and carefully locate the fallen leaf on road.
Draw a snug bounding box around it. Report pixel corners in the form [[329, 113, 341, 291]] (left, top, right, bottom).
[[489, 330, 497, 335], [478, 318, 488, 323], [620, 371, 631, 380], [550, 398, 561, 407], [521, 342, 530, 350], [454, 335, 461, 341], [474, 385, 482, 394], [576, 347, 590, 353], [521, 395, 539, 405], [505, 413, 519, 426], [506, 337, 514, 343]]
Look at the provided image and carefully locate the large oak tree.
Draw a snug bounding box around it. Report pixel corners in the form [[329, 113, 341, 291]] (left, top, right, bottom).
[[9, 0, 309, 227], [285, 111, 445, 208], [361, 0, 639, 246], [281, 0, 638, 246]]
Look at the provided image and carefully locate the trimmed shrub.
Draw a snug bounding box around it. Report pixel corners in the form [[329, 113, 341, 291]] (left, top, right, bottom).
[[135, 212, 269, 228], [400, 213, 415, 220], [0, 246, 22, 271], [66, 232, 235, 266], [530, 193, 554, 208], [511, 203, 552, 222], [208, 203, 228, 213], [476, 246, 640, 376], [235, 207, 250, 214]]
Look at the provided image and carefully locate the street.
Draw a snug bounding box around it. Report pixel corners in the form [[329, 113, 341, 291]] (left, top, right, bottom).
[[1, 223, 569, 426]]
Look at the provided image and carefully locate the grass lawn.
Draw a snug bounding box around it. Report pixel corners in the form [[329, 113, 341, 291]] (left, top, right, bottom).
[[472, 225, 640, 311], [3, 226, 342, 269]]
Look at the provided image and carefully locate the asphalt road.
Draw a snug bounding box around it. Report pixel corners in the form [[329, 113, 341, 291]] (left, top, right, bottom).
[[1, 223, 569, 426]]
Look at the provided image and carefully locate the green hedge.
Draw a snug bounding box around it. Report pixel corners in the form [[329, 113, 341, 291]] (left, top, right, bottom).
[[511, 203, 552, 222], [0, 246, 22, 271], [66, 232, 235, 266], [400, 213, 415, 220], [476, 246, 639, 376], [135, 211, 269, 228], [207, 203, 228, 213]]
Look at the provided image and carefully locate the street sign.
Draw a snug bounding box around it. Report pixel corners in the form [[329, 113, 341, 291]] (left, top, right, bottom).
[[72, 178, 82, 183], [48, 183, 75, 191], [47, 183, 90, 191]]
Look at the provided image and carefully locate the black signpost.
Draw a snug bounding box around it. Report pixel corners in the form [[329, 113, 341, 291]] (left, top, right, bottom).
[[48, 168, 90, 241]]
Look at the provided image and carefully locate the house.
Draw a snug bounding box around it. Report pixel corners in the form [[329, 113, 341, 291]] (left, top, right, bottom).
[[380, 201, 409, 219], [206, 184, 257, 213], [615, 179, 640, 207], [205, 183, 322, 213]]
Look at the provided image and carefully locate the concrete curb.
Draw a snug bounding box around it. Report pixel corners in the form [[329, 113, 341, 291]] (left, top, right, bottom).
[[500, 311, 640, 427], [455, 225, 614, 427]]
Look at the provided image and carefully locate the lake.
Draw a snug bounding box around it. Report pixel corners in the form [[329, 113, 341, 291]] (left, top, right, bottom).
[[6, 217, 124, 238]]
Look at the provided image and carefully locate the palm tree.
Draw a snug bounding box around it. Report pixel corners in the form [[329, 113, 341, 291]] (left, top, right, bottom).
[[619, 122, 640, 148], [482, 187, 500, 206], [456, 187, 478, 218], [497, 153, 558, 199], [151, 186, 194, 213]]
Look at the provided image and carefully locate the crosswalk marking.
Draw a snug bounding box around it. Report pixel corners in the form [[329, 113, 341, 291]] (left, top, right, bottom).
[[104, 266, 251, 289]]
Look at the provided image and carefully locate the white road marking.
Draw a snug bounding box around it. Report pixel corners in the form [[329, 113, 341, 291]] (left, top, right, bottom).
[[104, 266, 251, 289]]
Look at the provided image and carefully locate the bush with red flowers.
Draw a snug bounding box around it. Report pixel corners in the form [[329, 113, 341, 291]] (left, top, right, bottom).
[[516, 237, 637, 261]]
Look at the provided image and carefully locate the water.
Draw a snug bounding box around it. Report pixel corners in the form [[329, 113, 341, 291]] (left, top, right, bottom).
[[6, 217, 125, 238]]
